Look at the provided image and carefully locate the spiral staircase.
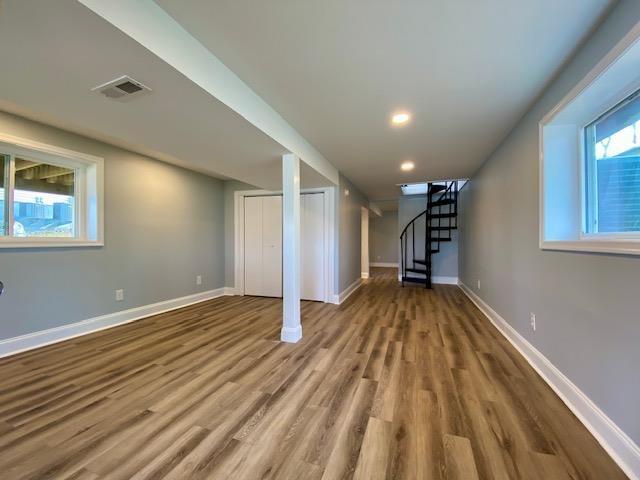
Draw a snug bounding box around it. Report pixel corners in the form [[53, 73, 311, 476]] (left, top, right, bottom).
[[400, 180, 459, 288]]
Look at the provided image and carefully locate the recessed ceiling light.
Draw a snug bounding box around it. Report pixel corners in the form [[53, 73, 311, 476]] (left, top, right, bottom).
[[391, 112, 411, 125], [401, 161, 415, 171]]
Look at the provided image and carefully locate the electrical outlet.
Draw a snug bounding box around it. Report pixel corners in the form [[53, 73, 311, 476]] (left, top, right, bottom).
[[477, 279, 481, 290], [115, 289, 124, 302], [530, 313, 536, 331], [196, 275, 202, 286]]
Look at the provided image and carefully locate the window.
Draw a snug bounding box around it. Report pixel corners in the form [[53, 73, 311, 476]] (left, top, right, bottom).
[[0, 134, 103, 247], [584, 90, 640, 235], [540, 26, 640, 255], [0, 154, 6, 236]]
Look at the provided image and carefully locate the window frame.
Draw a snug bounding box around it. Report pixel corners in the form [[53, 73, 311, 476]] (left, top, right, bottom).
[[539, 21, 640, 256], [0, 133, 103, 248], [580, 89, 640, 241]]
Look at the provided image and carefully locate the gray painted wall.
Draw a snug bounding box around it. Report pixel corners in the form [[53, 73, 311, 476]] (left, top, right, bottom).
[[369, 211, 398, 264], [399, 195, 459, 278], [337, 174, 368, 292], [459, 0, 640, 444], [0, 111, 225, 340]]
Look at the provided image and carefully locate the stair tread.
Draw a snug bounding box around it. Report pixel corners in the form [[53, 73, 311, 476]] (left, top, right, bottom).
[[429, 184, 447, 194], [406, 267, 427, 273], [430, 226, 457, 230], [429, 198, 456, 207], [430, 212, 457, 219], [413, 256, 438, 265]]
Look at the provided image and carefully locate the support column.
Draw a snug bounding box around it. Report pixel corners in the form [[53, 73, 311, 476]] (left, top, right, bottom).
[[281, 153, 302, 343], [361, 207, 370, 279]]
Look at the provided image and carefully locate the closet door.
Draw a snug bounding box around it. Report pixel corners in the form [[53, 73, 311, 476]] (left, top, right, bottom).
[[301, 193, 325, 301], [244, 196, 264, 296], [261, 195, 283, 297]]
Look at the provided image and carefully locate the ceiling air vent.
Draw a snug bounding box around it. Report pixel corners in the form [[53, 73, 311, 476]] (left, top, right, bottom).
[[91, 75, 151, 102]]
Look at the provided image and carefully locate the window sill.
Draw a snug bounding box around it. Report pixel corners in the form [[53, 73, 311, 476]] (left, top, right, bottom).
[[540, 240, 640, 256], [0, 239, 104, 249]]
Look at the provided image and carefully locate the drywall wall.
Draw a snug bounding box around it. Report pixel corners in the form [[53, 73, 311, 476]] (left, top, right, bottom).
[[337, 174, 368, 292], [399, 195, 458, 279], [459, 0, 640, 445], [0, 110, 225, 340], [369, 211, 398, 264]]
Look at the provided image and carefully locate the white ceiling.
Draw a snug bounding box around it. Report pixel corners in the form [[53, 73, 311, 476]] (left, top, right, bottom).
[[156, 0, 614, 199], [0, 0, 329, 191], [0, 0, 615, 199]]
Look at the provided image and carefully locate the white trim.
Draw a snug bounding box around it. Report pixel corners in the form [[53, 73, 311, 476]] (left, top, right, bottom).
[[581, 231, 640, 241], [280, 325, 302, 343], [331, 278, 362, 305], [0, 132, 104, 248], [0, 239, 105, 248], [0, 288, 227, 359], [0, 132, 103, 164], [370, 262, 398, 267], [432, 275, 459, 285], [539, 21, 640, 126], [360, 206, 370, 280], [539, 21, 640, 256], [458, 282, 640, 480], [394, 273, 459, 285], [223, 287, 237, 296], [5, 152, 15, 236], [541, 240, 640, 256], [233, 187, 335, 303]]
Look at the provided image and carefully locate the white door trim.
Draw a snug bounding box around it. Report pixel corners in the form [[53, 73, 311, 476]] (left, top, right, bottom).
[[361, 206, 370, 279], [234, 186, 335, 303]]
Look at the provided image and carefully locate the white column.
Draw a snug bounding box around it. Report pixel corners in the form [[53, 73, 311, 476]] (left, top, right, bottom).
[[281, 153, 302, 343], [361, 207, 370, 279]]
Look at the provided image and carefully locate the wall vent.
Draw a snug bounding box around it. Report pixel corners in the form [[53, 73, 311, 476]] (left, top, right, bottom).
[[91, 75, 151, 102]]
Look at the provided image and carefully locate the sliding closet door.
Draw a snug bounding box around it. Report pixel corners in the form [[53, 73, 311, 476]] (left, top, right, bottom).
[[261, 195, 283, 297], [301, 193, 325, 301], [244, 196, 264, 296], [244, 195, 282, 297], [244, 193, 324, 300]]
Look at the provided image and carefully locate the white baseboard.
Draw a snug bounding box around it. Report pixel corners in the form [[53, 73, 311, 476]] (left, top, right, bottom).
[[280, 325, 302, 343], [458, 282, 640, 480], [0, 288, 227, 359], [370, 262, 398, 267], [330, 278, 363, 305], [396, 274, 459, 285], [223, 286, 237, 296], [433, 276, 459, 285], [361, 272, 369, 279]]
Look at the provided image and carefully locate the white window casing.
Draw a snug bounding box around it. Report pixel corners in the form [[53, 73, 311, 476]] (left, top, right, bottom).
[[0, 133, 104, 248], [540, 21, 640, 256]]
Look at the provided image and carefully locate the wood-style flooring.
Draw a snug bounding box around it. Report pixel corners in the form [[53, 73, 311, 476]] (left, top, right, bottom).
[[0, 268, 627, 479]]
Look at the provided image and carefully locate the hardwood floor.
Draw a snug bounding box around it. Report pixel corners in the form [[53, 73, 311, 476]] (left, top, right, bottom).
[[0, 268, 627, 479]]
